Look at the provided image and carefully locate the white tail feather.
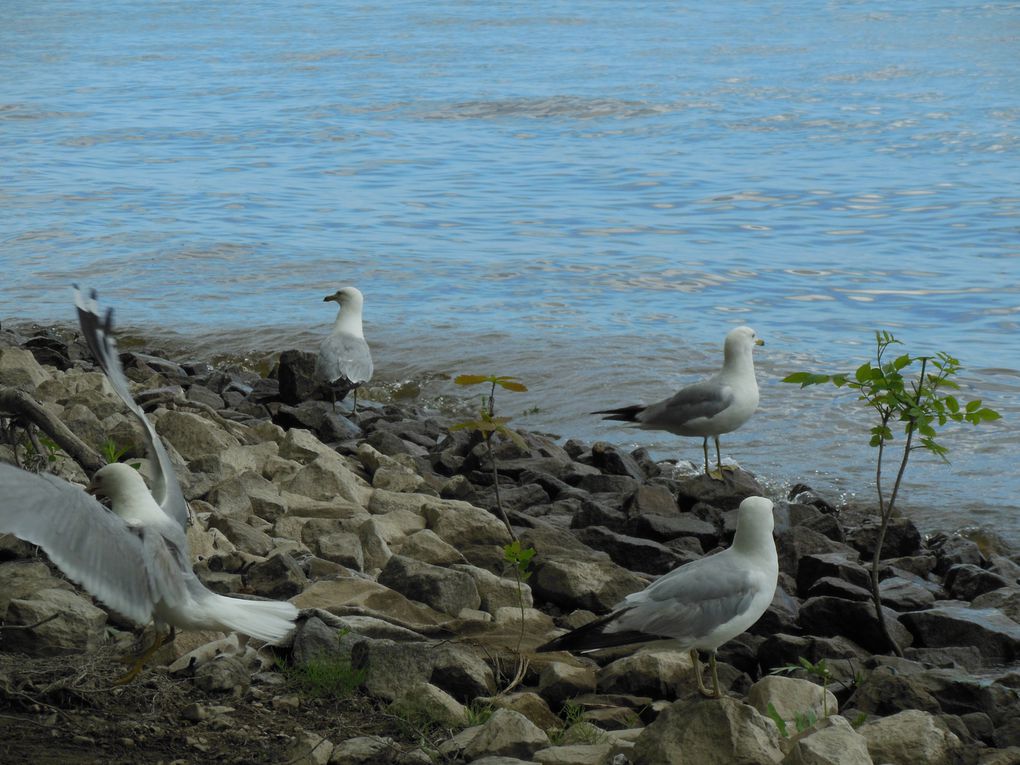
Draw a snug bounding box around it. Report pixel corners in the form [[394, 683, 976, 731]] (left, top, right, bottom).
[[204, 595, 298, 645]]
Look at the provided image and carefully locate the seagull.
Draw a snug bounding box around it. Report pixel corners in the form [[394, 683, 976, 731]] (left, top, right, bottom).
[[314, 286, 373, 413], [537, 496, 778, 698], [0, 288, 299, 682], [594, 325, 764, 478], [73, 286, 189, 528], [0, 463, 299, 682]]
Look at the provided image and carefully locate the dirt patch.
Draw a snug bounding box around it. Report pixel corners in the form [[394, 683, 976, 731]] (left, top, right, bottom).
[[0, 649, 440, 764]]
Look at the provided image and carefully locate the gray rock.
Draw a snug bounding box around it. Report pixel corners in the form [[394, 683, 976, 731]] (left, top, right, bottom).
[[747, 675, 839, 723], [847, 518, 921, 560], [900, 606, 1020, 663], [625, 483, 681, 517], [799, 596, 914, 654], [931, 535, 984, 575], [377, 555, 481, 616], [783, 715, 873, 765], [529, 555, 646, 613], [633, 695, 783, 765], [193, 656, 251, 697], [246, 552, 309, 599], [154, 409, 242, 461], [944, 563, 1010, 601], [859, 709, 963, 765], [429, 642, 497, 701], [846, 665, 940, 716], [626, 512, 718, 548], [973, 587, 1020, 623], [206, 516, 275, 557], [877, 577, 936, 612], [399, 528, 467, 566], [316, 531, 366, 571], [0, 560, 73, 615], [913, 667, 1020, 723], [327, 735, 400, 765], [598, 649, 693, 701], [573, 526, 681, 575], [4, 588, 108, 656], [590, 442, 646, 480], [807, 576, 871, 602], [538, 661, 598, 707], [794, 552, 869, 597], [463, 708, 551, 761]]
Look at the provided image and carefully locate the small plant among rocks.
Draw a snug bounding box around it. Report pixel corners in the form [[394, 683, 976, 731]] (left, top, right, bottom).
[[784, 331, 1001, 655], [451, 374, 528, 538], [278, 655, 366, 699]]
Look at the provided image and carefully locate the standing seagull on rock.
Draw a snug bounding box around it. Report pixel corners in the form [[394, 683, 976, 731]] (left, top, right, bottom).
[[315, 286, 373, 413], [594, 326, 764, 478], [0, 289, 299, 683], [537, 496, 778, 698]]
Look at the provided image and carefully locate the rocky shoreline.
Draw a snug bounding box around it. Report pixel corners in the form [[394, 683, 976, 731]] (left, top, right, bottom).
[[1, 322, 1019, 765]]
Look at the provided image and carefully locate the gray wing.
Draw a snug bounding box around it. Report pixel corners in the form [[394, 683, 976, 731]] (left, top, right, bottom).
[[639, 380, 734, 429], [73, 287, 189, 530], [0, 462, 159, 625], [611, 552, 757, 642], [316, 332, 373, 385]]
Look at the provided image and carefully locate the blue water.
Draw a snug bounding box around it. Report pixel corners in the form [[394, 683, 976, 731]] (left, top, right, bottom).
[[2, 2, 1019, 540]]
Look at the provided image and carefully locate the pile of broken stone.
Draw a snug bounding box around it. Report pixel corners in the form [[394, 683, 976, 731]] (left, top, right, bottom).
[[1, 326, 1018, 765]]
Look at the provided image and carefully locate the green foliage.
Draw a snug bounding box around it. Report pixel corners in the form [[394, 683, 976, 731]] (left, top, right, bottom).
[[503, 540, 536, 583], [766, 702, 789, 737], [101, 438, 131, 464], [465, 702, 495, 727], [280, 655, 366, 699], [782, 331, 1000, 461], [772, 657, 832, 719], [551, 700, 604, 746], [783, 331, 1002, 656]]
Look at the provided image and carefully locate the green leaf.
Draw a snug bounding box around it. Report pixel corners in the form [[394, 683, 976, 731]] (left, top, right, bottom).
[[495, 379, 528, 392], [945, 396, 959, 414], [454, 374, 495, 386], [965, 399, 982, 413], [976, 408, 1001, 422], [893, 353, 912, 370], [855, 363, 874, 383], [766, 703, 789, 738]]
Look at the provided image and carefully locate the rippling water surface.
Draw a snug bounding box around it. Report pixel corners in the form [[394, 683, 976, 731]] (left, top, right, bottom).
[[2, 2, 1019, 539]]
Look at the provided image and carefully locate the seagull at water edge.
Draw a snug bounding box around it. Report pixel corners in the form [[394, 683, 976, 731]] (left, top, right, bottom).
[[537, 495, 778, 698], [315, 286, 373, 413], [593, 325, 764, 479]]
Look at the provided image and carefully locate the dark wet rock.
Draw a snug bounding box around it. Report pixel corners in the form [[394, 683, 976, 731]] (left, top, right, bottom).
[[960, 711, 996, 744], [878, 576, 937, 611], [276, 349, 324, 405], [903, 646, 984, 672], [186, 383, 226, 410], [798, 511, 847, 543], [758, 634, 871, 682], [795, 551, 870, 597], [807, 576, 872, 602], [674, 469, 767, 511], [574, 473, 639, 495], [570, 498, 628, 532], [590, 441, 645, 480], [900, 606, 1020, 663], [931, 534, 985, 575], [944, 563, 1011, 601], [625, 512, 718, 548], [537, 661, 597, 708], [882, 554, 937, 579], [752, 586, 801, 636], [473, 483, 551, 515], [848, 665, 941, 716], [573, 525, 681, 576], [913, 667, 1020, 723], [624, 483, 681, 518], [377, 555, 480, 616], [847, 517, 922, 560], [516, 468, 582, 502], [429, 643, 498, 701], [788, 484, 838, 514], [630, 447, 662, 479], [291, 616, 354, 665], [273, 401, 362, 443], [973, 587, 1020, 623], [799, 596, 914, 654], [23, 335, 73, 370], [779, 527, 859, 581]]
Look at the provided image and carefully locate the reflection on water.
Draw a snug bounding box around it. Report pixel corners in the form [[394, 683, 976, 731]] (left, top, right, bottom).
[[1, 1, 1018, 539]]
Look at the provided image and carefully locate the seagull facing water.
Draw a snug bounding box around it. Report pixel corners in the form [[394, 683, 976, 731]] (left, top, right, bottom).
[[537, 496, 778, 698], [315, 286, 373, 413], [0, 289, 298, 682], [594, 325, 764, 478]]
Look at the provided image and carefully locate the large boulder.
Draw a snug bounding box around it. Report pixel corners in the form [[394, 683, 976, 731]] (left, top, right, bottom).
[[633, 696, 783, 765], [858, 709, 963, 765], [900, 606, 1020, 663], [377, 555, 481, 616], [4, 588, 108, 656], [783, 715, 873, 765]]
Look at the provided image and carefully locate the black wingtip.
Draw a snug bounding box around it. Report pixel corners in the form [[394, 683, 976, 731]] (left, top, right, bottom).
[[591, 404, 645, 422], [536, 608, 654, 653]]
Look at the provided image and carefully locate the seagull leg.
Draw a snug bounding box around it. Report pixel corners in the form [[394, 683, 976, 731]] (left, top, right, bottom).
[[702, 438, 711, 475], [707, 436, 725, 481], [690, 648, 722, 698], [114, 627, 173, 685], [714, 436, 737, 476], [351, 388, 359, 415]]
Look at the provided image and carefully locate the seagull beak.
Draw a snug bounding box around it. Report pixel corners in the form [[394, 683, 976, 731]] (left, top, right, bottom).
[[323, 295, 334, 303], [755, 338, 765, 347]]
